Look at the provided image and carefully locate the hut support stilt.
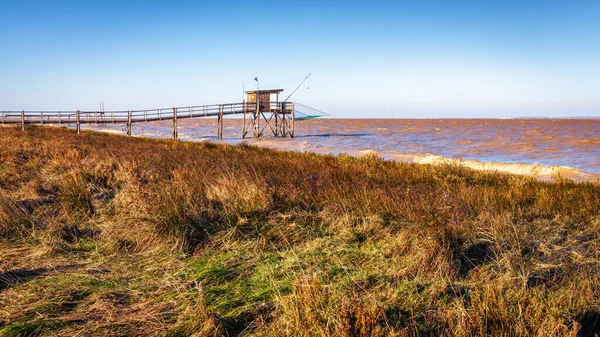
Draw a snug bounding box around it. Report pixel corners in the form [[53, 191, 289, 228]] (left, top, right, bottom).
[[290, 103, 296, 138]]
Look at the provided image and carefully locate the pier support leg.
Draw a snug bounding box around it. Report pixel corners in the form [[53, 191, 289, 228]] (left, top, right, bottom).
[[76, 110, 80, 134], [242, 102, 249, 138], [290, 103, 296, 138], [281, 103, 288, 138], [127, 110, 132, 136], [253, 102, 259, 138], [173, 107, 178, 140], [242, 112, 247, 138], [217, 105, 223, 139], [254, 113, 259, 138]]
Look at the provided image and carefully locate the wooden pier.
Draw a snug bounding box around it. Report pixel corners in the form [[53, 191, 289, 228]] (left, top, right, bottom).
[[1, 99, 296, 139]]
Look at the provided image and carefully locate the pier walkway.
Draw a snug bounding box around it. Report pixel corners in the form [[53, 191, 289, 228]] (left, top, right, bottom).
[[0, 101, 327, 139]]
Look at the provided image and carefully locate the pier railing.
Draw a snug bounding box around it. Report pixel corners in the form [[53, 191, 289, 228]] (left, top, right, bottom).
[[1, 101, 296, 139], [0, 102, 298, 125]]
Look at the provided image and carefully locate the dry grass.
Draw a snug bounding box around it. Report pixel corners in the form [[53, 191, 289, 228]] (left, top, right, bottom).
[[0, 125, 599, 336]]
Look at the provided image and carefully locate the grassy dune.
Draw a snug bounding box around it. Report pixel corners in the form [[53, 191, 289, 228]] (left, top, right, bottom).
[[1, 126, 599, 336]]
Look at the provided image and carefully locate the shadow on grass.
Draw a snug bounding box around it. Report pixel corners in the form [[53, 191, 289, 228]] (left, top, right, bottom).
[[457, 242, 495, 277], [0, 265, 79, 292], [577, 311, 600, 337], [0, 268, 50, 292]]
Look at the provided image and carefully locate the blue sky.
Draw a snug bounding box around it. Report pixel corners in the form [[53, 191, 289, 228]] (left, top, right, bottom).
[[1, 0, 599, 117]]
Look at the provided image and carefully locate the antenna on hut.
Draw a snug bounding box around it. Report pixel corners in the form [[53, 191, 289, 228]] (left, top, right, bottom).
[[283, 73, 311, 103]]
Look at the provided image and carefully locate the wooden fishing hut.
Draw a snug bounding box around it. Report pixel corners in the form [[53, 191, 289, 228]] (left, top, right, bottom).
[[242, 88, 295, 138], [1, 87, 331, 139]]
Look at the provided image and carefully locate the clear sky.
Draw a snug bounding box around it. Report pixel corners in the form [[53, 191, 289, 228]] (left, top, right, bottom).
[[1, 0, 599, 117]]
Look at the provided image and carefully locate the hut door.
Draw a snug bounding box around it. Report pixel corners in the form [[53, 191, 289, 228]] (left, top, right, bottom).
[[258, 92, 270, 111]]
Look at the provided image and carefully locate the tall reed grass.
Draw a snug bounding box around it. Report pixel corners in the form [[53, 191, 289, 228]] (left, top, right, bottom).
[[0, 126, 599, 336]]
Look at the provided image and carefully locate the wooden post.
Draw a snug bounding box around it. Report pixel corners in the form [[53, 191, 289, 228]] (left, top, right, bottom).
[[21, 110, 25, 132], [76, 110, 80, 134], [144, 110, 147, 122], [254, 103, 260, 138], [291, 103, 295, 138], [58, 111, 61, 125], [242, 101, 247, 138], [40, 112, 43, 125], [111, 111, 115, 123], [1, 111, 4, 124], [173, 107, 178, 140], [127, 110, 132, 136], [159, 109, 162, 120], [217, 105, 223, 139]]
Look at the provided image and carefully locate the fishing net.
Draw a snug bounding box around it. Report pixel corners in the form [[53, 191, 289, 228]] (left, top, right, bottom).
[[293, 102, 329, 120]]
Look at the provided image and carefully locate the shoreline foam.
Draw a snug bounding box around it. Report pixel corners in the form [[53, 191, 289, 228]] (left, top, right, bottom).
[[244, 138, 599, 182], [72, 125, 600, 183], [387, 152, 598, 182]]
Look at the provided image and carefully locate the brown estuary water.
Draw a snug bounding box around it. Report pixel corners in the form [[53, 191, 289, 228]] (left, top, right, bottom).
[[85, 118, 600, 182]]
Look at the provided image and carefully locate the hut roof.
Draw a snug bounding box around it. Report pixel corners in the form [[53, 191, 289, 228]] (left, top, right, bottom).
[[245, 89, 284, 94]]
